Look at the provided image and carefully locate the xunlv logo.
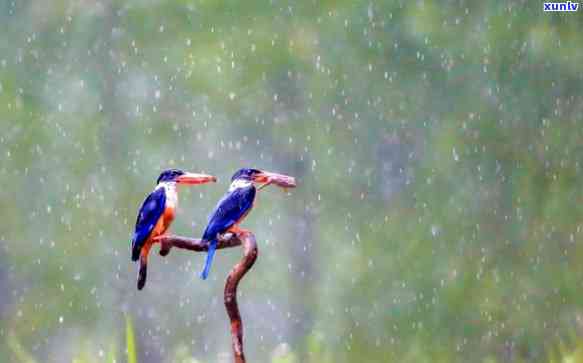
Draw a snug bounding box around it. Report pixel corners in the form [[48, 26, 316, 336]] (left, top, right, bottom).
[[544, 1, 579, 11]]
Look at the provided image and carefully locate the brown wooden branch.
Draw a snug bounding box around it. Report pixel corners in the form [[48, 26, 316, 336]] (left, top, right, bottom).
[[153, 232, 257, 363], [154, 233, 242, 255], [224, 232, 257, 363]]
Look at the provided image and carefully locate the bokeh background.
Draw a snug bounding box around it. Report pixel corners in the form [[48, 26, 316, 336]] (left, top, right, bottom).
[[1, 1, 583, 362]]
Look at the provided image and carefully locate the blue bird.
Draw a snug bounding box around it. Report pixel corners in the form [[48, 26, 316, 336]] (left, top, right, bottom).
[[131, 169, 216, 290], [199, 168, 289, 279]]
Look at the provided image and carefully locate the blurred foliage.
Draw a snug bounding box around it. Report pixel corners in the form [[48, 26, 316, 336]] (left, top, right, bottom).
[[1, 0, 583, 362], [126, 315, 137, 363]]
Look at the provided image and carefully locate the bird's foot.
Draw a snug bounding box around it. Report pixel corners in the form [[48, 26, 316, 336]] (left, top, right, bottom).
[[228, 225, 251, 236]]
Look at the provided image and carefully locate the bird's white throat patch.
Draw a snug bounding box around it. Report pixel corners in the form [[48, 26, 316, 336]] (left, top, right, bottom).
[[229, 179, 252, 192], [158, 182, 178, 208]]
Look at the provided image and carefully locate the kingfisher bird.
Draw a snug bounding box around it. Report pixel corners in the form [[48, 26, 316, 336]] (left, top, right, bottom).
[[131, 169, 216, 290], [199, 168, 292, 279]]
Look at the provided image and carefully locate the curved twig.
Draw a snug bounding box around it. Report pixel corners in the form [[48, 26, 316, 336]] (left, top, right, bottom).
[[153, 232, 257, 363], [225, 232, 257, 363], [154, 233, 242, 254]]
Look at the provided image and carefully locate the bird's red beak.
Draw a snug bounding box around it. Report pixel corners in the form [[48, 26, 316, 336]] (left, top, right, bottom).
[[176, 172, 217, 185], [253, 171, 296, 189]]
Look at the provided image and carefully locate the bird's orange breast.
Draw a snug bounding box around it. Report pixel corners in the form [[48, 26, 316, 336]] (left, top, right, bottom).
[[163, 205, 176, 224], [150, 206, 176, 238]]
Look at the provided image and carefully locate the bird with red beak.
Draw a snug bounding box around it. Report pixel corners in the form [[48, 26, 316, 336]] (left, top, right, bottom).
[[199, 168, 296, 279], [131, 169, 217, 290]]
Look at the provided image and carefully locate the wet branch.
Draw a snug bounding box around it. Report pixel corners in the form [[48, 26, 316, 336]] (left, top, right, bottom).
[[224, 232, 257, 363], [155, 233, 242, 255], [154, 232, 258, 363]]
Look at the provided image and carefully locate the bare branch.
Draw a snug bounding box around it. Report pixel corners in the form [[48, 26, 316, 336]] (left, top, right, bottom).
[[225, 232, 257, 363], [154, 233, 242, 255], [153, 232, 257, 363]]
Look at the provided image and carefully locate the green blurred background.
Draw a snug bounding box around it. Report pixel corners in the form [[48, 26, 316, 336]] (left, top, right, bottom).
[[1, 1, 583, 362]]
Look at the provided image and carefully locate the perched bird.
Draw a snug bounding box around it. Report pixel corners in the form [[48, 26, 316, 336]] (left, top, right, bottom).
[[199, 168, 293, 279], [131, 169, 216, 290]]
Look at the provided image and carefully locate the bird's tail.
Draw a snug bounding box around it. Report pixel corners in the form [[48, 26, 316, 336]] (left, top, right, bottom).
[[131, 235, 140, 261], [137, 258, 147, 290], [131, 243, 141, 262], [200, 240, 217, 280]]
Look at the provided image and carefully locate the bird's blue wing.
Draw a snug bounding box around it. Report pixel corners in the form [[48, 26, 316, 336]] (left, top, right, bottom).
[[200, 186, 255, 279], [202, 186, 256, 241], [131, 188, 166, 261]]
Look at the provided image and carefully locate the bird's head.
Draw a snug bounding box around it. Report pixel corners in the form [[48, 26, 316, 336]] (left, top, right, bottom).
[[230, 168, 296, 189], [157, 169, 217, 185], [230, 168, 263, 182]]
